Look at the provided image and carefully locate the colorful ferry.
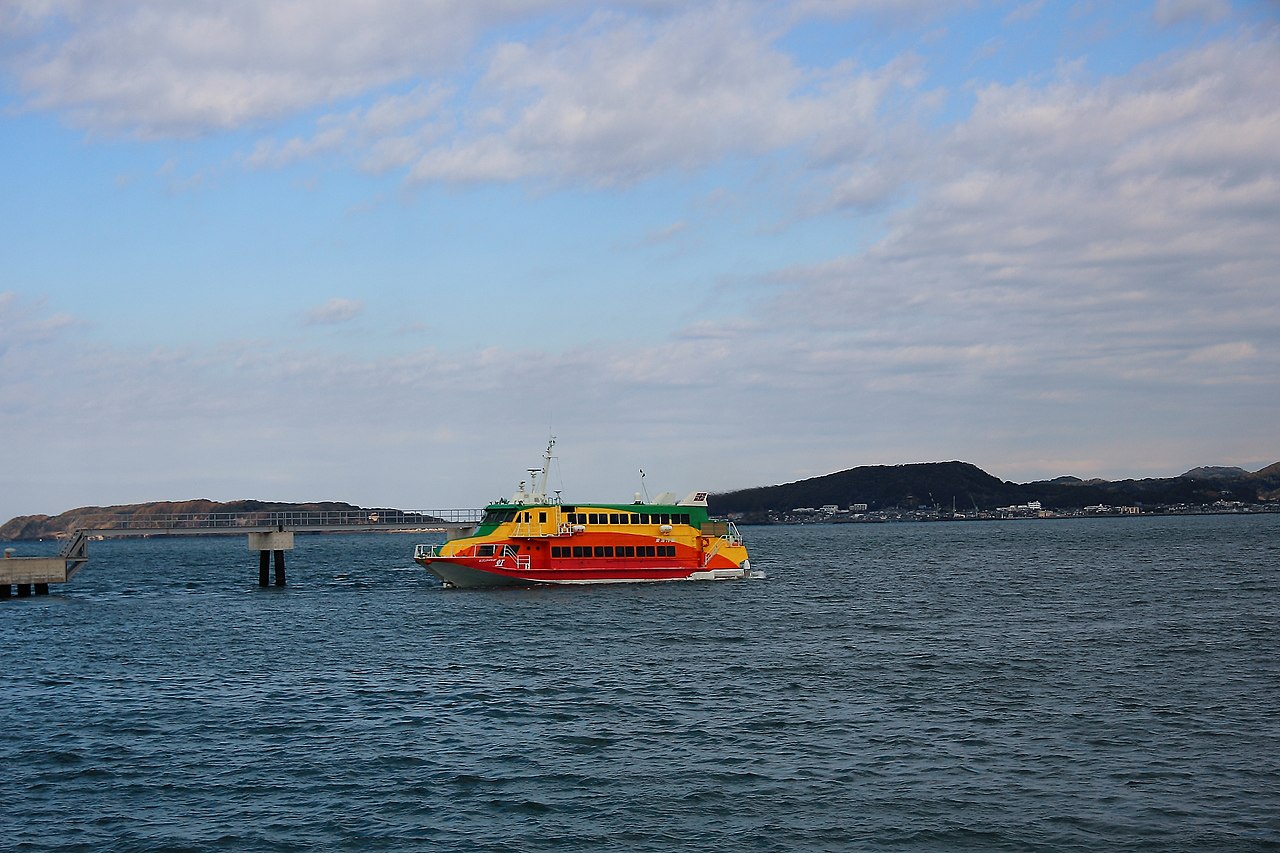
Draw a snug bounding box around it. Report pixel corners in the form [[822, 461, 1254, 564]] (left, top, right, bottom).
[[414, 440, 750, 588]]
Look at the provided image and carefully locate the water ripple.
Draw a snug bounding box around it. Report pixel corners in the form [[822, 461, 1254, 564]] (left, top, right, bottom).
[[2, 519, 1278, 851]]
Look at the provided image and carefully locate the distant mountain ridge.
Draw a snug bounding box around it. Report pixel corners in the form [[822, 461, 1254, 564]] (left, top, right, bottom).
[[708, 461, 1280, 516], [5, 460, 1278, 539]]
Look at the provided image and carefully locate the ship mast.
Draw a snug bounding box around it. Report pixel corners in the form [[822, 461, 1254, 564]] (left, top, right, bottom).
[[534, 436, 556, 502]]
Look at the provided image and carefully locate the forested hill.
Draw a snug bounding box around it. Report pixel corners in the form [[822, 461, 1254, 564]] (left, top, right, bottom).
[[708, 461, 1280, 515]]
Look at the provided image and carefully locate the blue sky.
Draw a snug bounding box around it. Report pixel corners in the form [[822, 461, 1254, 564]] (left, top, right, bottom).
[[2, 0, 1278, 521]]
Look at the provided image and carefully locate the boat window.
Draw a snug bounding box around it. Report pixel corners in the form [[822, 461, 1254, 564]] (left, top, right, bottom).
[[643, 545, 655, 557], [603, 546, 614, 557], [477, 544, 495, 556], [617, 514, 629, 525], [588, 513, 599, 524], [623, 545, 635, 557], [593, 546, 605, 558], [573, 546, 585, 557], [539, 512, 547, 523]]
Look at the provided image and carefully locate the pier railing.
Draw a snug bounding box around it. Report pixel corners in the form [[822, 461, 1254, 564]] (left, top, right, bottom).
[[96, 509, 484, 532], [5, 509, 485, 596]]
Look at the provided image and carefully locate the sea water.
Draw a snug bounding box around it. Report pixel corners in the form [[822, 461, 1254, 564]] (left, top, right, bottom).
[[2, 514, 1278, 852]]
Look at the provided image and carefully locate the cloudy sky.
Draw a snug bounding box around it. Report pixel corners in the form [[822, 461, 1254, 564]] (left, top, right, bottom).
[[2, 0, 1277, 520]]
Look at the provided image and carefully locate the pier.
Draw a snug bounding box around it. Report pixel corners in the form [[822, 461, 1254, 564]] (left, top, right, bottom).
[[1, 509, 481, 597]]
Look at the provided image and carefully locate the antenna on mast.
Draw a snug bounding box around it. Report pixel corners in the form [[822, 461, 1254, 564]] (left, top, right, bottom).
[[639, 468, 650, 503], [533, 435, 556, 501]]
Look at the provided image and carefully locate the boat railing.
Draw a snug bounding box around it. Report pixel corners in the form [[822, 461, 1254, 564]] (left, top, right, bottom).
[[723, 521, 743, 545], [510, 520, 570, 537], [413, 543, 529, 569], [700, 521, 744, 566]]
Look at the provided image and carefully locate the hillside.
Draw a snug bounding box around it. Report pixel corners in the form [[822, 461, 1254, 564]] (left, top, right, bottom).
[[709, 461, 1280, 516], [707, 462, 1021, 515]]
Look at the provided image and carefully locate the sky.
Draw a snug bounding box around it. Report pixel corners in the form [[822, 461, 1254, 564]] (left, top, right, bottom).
[[2, 0, 1278, 521]]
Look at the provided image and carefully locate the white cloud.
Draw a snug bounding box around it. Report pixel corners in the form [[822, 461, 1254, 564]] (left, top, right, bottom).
[[407, 5, 917, 186], [3, 4, 1278, 517], [1186, 341, 1259, 364], [303, 297, 364, 326], [1004, 1, 1047, 25], [634, 219, 688, 248], [247, 84, 454, 171], [1153, 0, 1232, 27], [726, 31, 1280, 428], [3, 1, 923, 189], [0, 291, 82, 354], [5, 0, 565, 137], [789, 0, 969, 20]]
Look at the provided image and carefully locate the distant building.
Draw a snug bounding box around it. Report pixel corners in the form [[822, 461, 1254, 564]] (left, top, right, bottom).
[[851, 503, 868, 512]]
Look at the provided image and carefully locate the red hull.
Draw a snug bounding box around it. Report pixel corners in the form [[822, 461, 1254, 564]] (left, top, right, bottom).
[[416, 555, 745, 588]]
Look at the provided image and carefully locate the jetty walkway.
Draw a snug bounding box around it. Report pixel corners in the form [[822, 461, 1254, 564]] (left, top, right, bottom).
[[1, 509, 482, 597]]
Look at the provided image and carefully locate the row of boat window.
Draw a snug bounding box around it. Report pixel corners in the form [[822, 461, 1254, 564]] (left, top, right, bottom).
[[564, 512, 691, 526], [481, 509, 693, 526], [550, 545, 678, 559]]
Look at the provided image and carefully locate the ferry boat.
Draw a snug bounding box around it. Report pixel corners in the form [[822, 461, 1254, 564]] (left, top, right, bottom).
[[414, 440, 750, 588]]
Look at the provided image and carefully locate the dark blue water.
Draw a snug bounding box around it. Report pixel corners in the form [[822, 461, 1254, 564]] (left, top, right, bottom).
[[3, 515, 1278, 852]]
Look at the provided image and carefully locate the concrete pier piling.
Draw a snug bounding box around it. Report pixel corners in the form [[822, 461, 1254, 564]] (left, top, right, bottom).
[[248, 530, 294, 588], [2, 549, 74, 600]]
